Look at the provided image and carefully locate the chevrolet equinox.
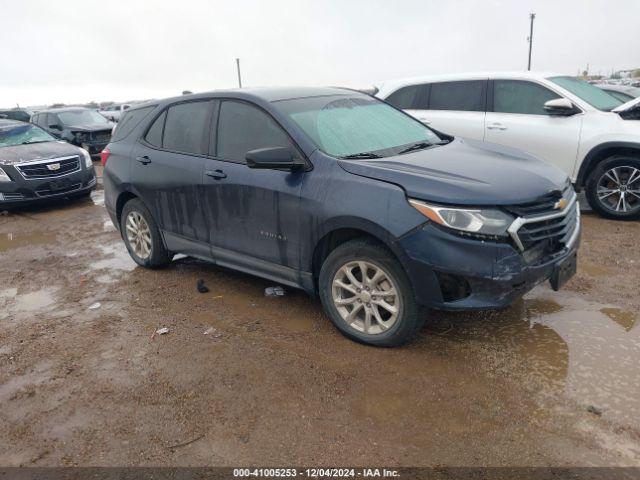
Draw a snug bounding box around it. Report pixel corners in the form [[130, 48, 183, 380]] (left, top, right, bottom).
[[103, 87, 580, 347]]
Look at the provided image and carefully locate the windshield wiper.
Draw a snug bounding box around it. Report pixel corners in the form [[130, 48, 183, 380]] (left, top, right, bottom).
[[21, 140, 50, 145], [341, 152, 382, 159], [398, 142, 434, 154]]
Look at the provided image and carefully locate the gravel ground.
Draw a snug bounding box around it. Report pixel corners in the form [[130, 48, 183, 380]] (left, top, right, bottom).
[[1, 166, 639, 467]]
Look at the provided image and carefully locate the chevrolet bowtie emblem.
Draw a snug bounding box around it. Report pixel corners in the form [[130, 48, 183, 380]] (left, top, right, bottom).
[[554, 198, 567, 210], [47, 163, 61, 171]]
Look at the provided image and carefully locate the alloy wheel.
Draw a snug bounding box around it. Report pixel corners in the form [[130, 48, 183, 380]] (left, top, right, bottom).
[[331, 260, 401, 335], [125, 211, 152, 259], [596, 166, 640, 214]]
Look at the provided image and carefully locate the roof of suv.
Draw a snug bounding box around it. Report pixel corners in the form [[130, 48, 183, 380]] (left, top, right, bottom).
[[38, 107, 94, 113], [154, 86, 357, 106]]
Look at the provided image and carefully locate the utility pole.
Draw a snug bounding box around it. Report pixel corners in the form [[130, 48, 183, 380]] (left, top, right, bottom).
[[236, 58, 242, 88], [527, 13, 536, 71]]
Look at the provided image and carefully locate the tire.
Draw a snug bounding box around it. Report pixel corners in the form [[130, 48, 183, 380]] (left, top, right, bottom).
[[120, 198, 172, 268], [318, 238, 425, 347], [585, 155, 640, 220]]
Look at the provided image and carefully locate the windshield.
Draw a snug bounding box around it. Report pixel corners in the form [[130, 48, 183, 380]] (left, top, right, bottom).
[[57, 110, 110, 126], [549, 76, 623, 111], [277, 95, 443, 158], [0, 123, 56, 148]]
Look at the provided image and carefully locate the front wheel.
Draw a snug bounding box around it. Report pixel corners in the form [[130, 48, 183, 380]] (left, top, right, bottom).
[[319, 239, 425, 347], [585, 156, 640, 220], [120, 198, 172, 268]]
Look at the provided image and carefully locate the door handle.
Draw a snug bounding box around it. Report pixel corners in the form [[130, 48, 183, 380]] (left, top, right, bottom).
[[136, 155, 151, 165], [205, 169, 227, 180], [486, 123, 507, 131]]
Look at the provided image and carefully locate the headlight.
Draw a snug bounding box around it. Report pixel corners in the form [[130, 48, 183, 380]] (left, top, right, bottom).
[[0, 166, 11, 182], [408, 199, 514, 237], [80, 149, 93, 168]]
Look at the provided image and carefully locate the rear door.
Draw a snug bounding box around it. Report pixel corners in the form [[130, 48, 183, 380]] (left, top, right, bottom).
[[201, 99, 305, 270], [130, 100, 213, 253], [484, 79, 583, 176]]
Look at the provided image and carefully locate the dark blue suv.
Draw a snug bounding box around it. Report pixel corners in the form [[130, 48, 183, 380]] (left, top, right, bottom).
[[103, 87, 580, 347]]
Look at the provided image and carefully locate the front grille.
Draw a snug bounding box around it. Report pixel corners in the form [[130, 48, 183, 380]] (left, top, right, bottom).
[[92, 130, 111, 142], [35, 183, 82, 197], [16, 156, 80, 179], [507, 188, 580, 259]]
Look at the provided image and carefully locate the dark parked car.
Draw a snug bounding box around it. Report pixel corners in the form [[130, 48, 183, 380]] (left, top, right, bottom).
[[0, 109, 31, 123], [31, 107, 114, 155], [0, 120, 96, 207], [103, 88, 580, 347]]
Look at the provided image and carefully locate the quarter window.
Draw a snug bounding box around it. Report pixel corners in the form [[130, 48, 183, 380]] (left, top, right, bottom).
[[162, 101, 211, 155], [429, 80, 486, 112], [111, 106, 154, 142], [216, 100, 295, 163], [145, 111, 166, 148], [493, 80, 560, 115]]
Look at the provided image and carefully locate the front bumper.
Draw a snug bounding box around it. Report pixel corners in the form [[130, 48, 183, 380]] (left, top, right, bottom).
[[0, 166, 96, 208], [399, 220, 581, 310], [79, 141, 109, 155]]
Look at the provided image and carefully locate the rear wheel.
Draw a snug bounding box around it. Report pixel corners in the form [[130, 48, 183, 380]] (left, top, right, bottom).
[[585, 156, 640, 220], [319, 238, 425, 347], [120, 198, 172, 268]]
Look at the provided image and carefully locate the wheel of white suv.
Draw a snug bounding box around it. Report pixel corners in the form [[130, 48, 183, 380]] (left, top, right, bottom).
[[585, 156, 640, 220], [120, 198, 173, 268], [319, 238, 425, 347]]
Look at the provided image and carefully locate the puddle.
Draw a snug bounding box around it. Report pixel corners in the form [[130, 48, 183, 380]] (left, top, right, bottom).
[[13, 288, 57, 313], [432, 287, 640, 429], [0, 232, 56, 252], [89, 243, 136, 272]]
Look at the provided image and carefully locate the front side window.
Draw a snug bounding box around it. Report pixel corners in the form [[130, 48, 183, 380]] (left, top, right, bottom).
[[385, 84, 428, 110], [216, 100, 295, 162], [493, 80, 560, 115], [549, 76, 622, 111], [277, 95, 442, 158], [0, 123, 56, 148], [162, 101, 211, 155], [429, 80, 486, 112], [57, 110, 110, 126]]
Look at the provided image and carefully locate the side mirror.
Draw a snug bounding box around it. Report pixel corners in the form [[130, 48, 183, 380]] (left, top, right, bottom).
[[49, 123, 62, 130], [246, 147, 305, 171], [544, 98, 579, 116]]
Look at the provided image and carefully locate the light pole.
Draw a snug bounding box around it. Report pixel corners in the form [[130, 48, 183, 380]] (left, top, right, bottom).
[[236, 58, 242, 88], [527, 13, 536, 71]]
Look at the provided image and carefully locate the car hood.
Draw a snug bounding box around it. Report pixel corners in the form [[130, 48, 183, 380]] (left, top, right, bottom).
[[338, 138, 568, 206], [67, 123, 114, 132], [0, 141, 83, 166]]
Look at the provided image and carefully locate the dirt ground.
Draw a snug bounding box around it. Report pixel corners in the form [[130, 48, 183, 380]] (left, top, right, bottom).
[[1, 164, 639, 467]]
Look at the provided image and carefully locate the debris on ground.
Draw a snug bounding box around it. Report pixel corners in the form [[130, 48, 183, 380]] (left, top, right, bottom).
[[587, 405, 603, 416], [264, 286, 285, 297], [88, 302, 101, 310], [168, 434, 205, 450], [155, 327, 170, 335], [196, 279, 209, 293], [203, 327, 215, 335]]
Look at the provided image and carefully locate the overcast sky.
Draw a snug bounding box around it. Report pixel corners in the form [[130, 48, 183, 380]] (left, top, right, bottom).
[[1, 0, 638, 107]]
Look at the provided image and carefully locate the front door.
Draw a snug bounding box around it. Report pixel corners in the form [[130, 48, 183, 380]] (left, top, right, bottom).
[[202, 99, 304, 270], [484, 79, 583, 176]]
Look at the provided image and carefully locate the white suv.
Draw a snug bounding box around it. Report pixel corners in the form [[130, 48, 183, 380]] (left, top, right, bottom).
[[376, 72, 640, 219]]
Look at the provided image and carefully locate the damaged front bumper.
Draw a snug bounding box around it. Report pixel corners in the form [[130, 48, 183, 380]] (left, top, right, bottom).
[[398, 219, 581, 310]]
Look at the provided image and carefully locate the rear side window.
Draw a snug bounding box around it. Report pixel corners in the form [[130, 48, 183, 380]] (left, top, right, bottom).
[[493, 80, 560, 115], [111, 106, 154, 142], [385, 84, 429, 110], [145, 111, 165, 147], [216, 100, 295, 163], [162, 101, 211, 155], [429, 80, 486, 112]]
